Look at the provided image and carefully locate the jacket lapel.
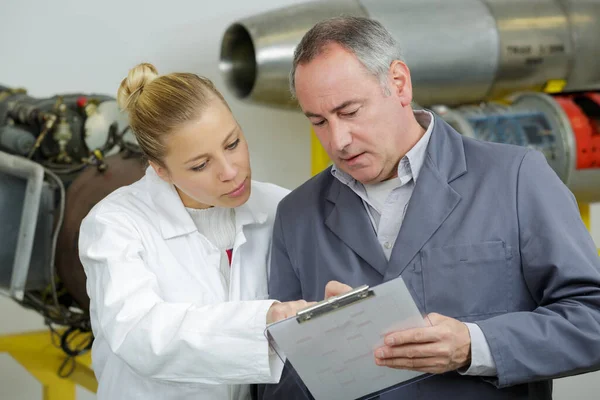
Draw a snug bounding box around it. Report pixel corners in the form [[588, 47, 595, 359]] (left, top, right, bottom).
[[325, 178, 388, 276], [384, 114, 466, 281], [384, 156, 460, 280]]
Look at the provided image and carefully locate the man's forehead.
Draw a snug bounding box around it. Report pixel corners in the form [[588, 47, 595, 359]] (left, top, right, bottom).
[[300, 91, 366, 117], [296, 54, 370, 92]]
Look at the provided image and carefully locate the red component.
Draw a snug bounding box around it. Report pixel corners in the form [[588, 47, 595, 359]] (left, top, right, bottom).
[[226, 248, 233, 266], [76, 96, 88, 108], [553, 92, 600, 169]]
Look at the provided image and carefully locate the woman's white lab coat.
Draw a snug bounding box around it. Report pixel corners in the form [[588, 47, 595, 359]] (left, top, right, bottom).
[[78, 166, 290, 400]]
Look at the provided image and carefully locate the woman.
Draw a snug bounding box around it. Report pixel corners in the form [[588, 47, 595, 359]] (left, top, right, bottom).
[[78, 63, 310, 400]]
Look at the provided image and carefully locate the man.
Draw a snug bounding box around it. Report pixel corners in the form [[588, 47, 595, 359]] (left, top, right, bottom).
[[258, 16, 600, 400]]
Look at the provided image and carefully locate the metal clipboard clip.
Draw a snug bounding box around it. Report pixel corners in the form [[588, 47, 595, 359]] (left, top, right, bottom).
[[296, 284, 375, 324]]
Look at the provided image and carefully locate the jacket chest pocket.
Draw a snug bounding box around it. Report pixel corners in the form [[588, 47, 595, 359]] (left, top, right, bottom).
[[420, 241, 512, 320]]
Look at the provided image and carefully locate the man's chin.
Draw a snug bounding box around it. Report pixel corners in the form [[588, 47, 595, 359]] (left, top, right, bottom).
[[347, 168, 378, 185]]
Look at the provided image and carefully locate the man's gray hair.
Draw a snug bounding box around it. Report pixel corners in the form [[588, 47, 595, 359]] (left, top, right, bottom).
[[289, 16, 403, 98]]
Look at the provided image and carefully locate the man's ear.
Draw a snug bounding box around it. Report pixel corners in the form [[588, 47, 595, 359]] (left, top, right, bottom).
[[149, 160, 171, 183], [389, 60, 413, 107]]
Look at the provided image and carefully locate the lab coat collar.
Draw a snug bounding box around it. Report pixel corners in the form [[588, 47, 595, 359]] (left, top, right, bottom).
[[144, 166, 267, 240]]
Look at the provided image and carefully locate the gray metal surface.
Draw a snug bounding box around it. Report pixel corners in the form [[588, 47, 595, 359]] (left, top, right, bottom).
[[562, 0, 600, 92], [483, 0, 573, 99], [220, 0, 367, 108], [0, 151, 48, 300], [26, 181, 54, 293], [219, 0, 600, 108], [362, 0, 499, 107], [0, 125, 36, 155]]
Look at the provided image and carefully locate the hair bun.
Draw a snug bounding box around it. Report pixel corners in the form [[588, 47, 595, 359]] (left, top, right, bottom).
[[117, 63, 159, 111]]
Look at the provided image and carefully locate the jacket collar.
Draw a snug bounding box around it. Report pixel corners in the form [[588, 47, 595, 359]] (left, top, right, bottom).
[[425, 112, 468, 184], [145, 167, 267, 240]]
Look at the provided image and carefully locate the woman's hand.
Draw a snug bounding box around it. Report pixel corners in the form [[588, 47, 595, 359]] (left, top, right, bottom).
[[324, 280, 353, 299], [267, 300, 315, 324]]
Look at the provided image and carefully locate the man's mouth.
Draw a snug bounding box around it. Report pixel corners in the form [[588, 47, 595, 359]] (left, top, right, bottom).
[[342, 152, 365, 164]]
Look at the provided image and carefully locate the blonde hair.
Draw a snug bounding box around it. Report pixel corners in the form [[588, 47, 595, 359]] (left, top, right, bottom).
[[117, 62, 229, 167]]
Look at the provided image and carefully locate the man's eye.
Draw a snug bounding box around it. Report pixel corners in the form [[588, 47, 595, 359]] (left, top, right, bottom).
[[341, 109, 359, 117], [226, 139, 240, 150], [312, 120, 326, 127]]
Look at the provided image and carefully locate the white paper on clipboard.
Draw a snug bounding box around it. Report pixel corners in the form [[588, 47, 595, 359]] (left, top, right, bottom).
[[265, 277, 432, 400]]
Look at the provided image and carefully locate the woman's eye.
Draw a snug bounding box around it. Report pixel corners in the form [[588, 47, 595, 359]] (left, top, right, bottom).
[[226, 139, 240, 150], [192, 162, 207, 172]]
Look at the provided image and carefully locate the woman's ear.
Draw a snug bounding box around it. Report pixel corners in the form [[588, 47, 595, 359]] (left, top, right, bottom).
[[149, 160, 171, 183]]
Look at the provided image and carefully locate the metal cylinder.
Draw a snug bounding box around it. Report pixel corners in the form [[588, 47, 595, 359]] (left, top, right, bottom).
[[361, 0, 500, 107], [220, 0, 367, 108], [0, 126, 36, 155], [219, 0, 600, 109], [482, 0, 572, 99], [560, 0, 600, 92], [434, 91, 600, 202]]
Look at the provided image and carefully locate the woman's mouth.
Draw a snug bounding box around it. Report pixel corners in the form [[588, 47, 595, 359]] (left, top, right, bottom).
[[225, 179, 248, 198]]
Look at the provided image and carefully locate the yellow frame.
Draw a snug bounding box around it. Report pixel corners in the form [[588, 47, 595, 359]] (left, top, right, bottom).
[[0, 330, 97, 399], [310, 128, 331, 176]]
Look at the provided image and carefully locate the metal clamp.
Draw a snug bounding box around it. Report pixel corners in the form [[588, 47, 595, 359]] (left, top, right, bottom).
[[296, 285, 375, 324]]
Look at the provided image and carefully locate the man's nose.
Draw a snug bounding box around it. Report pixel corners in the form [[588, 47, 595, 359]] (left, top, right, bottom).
[[329, 120, 352, 152]]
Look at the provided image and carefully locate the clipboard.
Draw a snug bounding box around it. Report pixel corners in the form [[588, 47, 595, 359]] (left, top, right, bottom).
[[265, 277, 432, 400]]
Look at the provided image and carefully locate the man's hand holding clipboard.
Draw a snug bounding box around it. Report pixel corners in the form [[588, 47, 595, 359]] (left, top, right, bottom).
[[325, 280, 472, 375]]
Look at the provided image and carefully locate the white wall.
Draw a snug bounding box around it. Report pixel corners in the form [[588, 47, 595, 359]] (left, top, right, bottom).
[[1, 0, 599, 399]]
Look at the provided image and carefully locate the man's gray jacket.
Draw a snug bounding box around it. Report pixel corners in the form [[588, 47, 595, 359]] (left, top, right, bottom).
[[258, 114, 600, 400]]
